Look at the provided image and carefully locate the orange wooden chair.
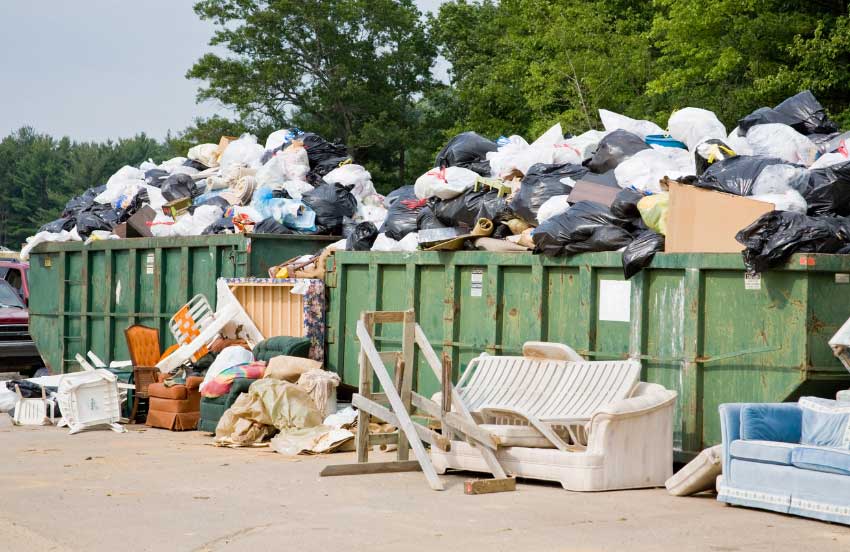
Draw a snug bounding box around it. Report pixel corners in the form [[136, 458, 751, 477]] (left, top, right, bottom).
[[125, 325, 162, 423]]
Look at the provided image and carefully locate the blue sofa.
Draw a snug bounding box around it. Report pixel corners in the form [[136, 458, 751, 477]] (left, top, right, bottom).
[[718, 401, 850, 525]]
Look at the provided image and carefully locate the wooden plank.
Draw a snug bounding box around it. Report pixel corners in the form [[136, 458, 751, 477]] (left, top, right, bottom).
[[353, 394, 450, 451], [464, 477, 517, 495], [367, 432, 398, 446], [415, 324, 508, 479], [320, 460, 422, 477], [371, 311, 406, 324], [398, 309, 416, 462], [356, 313, 374, 464], [411, 392, 499, 450], [357, 320, 444, 491]]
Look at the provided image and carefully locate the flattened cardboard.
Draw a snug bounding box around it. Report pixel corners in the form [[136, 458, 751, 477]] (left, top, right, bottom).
[[568, 180, 621, 207], [665, 181, 774, 253], [113, 205, 155, 239]]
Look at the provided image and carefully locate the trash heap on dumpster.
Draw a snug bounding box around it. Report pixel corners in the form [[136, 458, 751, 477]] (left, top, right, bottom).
[[23, 90, 850, 276]]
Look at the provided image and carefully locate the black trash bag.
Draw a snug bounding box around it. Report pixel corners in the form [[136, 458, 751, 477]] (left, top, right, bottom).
[[532, 201, 633, 257], [298, 132, 350, 176], [161, 173, 198, 201], [202, 217, 235, 235], [113, 188, 149, 224], [144, 168, 168, 187], [346, 222, 378, 251], [432, 188, 511, 229], [39, 218, 76, 233], [585, 130, 649, 174], [622, 230, 665, 279], [6, 380, 44, 398], [195, 195, 231, 211], [510, 162, 588, 224], [62, 186, 103, 217], [75, 212, 113, 238], [183, 158, 208, 171], [253, 218, 293, 235], [802, 161, 850, 216], [416, 206, 447, 231], [738, 91, 839, 136], [381, 186, 425, 240], [696, 156, 787, 196], [301, 182, 357, 234], [695, 139, 737, 176], [736, 211, 850, 273], [610, 188, 645, 221], [435, 132, 498, 176], [313, 155, 353, 177], [477, 191, 514, 226]]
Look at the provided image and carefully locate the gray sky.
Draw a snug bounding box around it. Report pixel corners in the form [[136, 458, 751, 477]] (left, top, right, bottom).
[[0, 0, 445, 142]]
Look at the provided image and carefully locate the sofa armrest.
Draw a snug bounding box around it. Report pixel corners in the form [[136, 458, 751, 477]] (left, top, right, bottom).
[[719, 403, 744, 477], [586, 390, 677, 455], [225, 377, 257, 404], [185, 376, 204, 391]]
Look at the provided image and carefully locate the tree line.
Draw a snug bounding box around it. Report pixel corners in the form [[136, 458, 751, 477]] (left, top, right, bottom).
[[2, 0, 849, 248]]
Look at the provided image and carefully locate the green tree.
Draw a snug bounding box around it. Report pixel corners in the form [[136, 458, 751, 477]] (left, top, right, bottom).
[[187, 0, 439, 190]]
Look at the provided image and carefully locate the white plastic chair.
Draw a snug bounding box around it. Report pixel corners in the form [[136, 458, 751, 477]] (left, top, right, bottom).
[[12, 385, 54, 426], [55, 356, 125, 435]]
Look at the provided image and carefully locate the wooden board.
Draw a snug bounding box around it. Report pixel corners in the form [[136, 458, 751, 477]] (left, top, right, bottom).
[[464, 477, 517, 495], [320, 460, 422, 477]]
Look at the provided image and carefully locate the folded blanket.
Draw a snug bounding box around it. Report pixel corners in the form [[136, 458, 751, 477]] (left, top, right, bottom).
[[201, 361, 266, 398]]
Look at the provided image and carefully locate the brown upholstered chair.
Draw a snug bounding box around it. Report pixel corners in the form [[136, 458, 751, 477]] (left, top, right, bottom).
[[124, 324, 202, 431], [125, 325, 162, 423]]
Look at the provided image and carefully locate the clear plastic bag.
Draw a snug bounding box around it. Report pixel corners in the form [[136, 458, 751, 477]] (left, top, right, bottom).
[[667, 107, 727, 151], [746, 124, 818, 166], [614, 148, 695, 193], [219, 134, 265, 169], [599, 109, 664, 139]]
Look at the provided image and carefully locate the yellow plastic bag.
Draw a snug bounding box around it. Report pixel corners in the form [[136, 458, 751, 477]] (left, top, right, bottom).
[[637, 193, 669, 235]]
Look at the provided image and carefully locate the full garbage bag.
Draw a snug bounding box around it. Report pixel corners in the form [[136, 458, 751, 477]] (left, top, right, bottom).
[[265, 128, 297, 152], [161, 173, 198, 201], [623, 230, 665, 279], [255, 154, 287, 190], [282, 180, 313, 200], [63, 186, 103, 217], [219, 134, 265, 169], [39, 218, 76, 233], [725, 128, 754, 156], [435, 131, 498, 176], [750, 190, 807, 213], [599, 109, 664, 140], [187, 143, 219, 169], [810, 152, 849, 170], [345, 222, 378, 251], [414, 166, 478, 200], [585, 130, 649, 173], [94, 165, 144, 206], [354, 194, 388, 226], [532, 201, 633, 256], [610, 188, 645, 221], [746, 124, 818, 166], [485, 123, 567, 178], [254, 218, 293, 235], [144, 168, 169, 187], [637, 193, 669, 235], [371, 232, 419, 252], [301, 182, 357, 234], [694, 139, 736, 176], [614, 147, 695, 193], [668, 108, 727, 151], [696, 156, 787, 196], [802, 161, 850, 216], [738, 91, 838, 136], [510, 162, 588, 224], [564, 130, 608, 161], [299, 133, 351, 177], [736, 211, 850, 273], [280, 140, 310, 181], [416, 206, 446, 231], [751, 164, 810, 195], [381, 186, 423, 240], [76, 212, 113, 238], [323, 164, 375, 200], [536, 195, 570, 224], [433, 188, 512, 229]]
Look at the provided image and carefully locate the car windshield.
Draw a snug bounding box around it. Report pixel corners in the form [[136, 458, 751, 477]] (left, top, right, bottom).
[[0, 281, 24, 309]]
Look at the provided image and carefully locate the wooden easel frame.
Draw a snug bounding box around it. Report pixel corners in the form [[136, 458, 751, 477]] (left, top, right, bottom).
[[321, 309, 510, 491]]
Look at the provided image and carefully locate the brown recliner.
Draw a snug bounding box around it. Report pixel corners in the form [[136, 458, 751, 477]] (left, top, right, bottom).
[[124, 324, 202, 431]]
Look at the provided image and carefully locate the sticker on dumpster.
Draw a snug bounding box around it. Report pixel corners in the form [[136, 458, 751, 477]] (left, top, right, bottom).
[[598, 280, 630, 322], [744, 274, 761, 290], [470, 269, 483, 297], [145, 253, 154, 275], [837, 273, 850, 284]]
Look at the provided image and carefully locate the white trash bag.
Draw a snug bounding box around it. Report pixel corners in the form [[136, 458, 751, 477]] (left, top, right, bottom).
[[414, 166, 478, 200], [751, 190, 807, 213], [752, 164, 810, 195], [537, 195, 571, 224], [746, 124, 818, 166], [187, 143, 219, 168], [614, 147, 695, 193], [219, 134, 265, 169], [600, 109, 664, 140], [324, 164, 376, 200], [668, 108, 727, 151]]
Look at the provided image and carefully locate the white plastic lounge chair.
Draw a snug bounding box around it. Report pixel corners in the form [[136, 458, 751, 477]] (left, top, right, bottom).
[[456, 352, 641, 450], [13, 385, 54, 426], [56, 359, 126, 435]]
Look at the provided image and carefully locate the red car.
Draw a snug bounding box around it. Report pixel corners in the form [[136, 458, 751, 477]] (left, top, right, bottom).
[[0, 262, 40, 376]]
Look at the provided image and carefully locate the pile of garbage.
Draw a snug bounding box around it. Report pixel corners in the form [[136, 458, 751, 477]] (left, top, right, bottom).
[[22, 90, 850, 276], [23, 131, 386, 258]]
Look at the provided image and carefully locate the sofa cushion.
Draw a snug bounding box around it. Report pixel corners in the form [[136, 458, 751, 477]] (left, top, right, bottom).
[[740, 403, 801, 443], [666, 444, 721, 496], [148, 383, 188, 400], [792, 445, 850, 476], [799, 397, 850, 448], [479, 424, 554, 448], [729, 439, 795, 466]]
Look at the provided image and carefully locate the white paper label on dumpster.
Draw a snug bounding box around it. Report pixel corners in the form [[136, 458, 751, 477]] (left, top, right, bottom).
[[836, 273, 850, 284], [145, 253, 154, 275], [470, 269, 483, 297], [744, 274, 761, 290], [598, 280, 630, 322]]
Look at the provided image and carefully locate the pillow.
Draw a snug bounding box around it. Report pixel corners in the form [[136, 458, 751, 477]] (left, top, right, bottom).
[[799, 397, 850, 448], [665, 445, 721, 496], [740, 403, 802, 443], [265, 355, 322, 382]]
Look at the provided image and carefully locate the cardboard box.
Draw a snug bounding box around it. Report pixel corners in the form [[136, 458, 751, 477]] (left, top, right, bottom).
[[665, 181, 774, 253], [113, 206, 155, 239], [216, 135, 238, 160]]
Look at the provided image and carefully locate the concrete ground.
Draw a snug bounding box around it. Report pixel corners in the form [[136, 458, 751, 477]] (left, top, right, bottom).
[[1, 417, 849, 552]]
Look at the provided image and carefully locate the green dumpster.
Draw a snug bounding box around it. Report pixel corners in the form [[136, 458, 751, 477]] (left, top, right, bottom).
[[324, 250, 850, 460], [29, 233, 334, 374]]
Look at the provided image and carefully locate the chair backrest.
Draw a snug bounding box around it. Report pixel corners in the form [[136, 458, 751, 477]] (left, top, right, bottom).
[[133, 366, 160, 398], [458, 354, 641, 421], [125, 325, 161, 367], [168, 295, 214, 362]]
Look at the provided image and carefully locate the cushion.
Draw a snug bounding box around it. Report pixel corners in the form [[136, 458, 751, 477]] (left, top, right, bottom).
[[740, 403, 801, 443], [148, 383, 188, 400], [666, 445, 722, 496], [799, 397, 850, 448], [149, 396, 198, 413], [265, 356, 322, 383], [729, 439, 795, 466], [792, 445, 850, 476], [478, 424, 554, 448], [252, 336, 311, 363]]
